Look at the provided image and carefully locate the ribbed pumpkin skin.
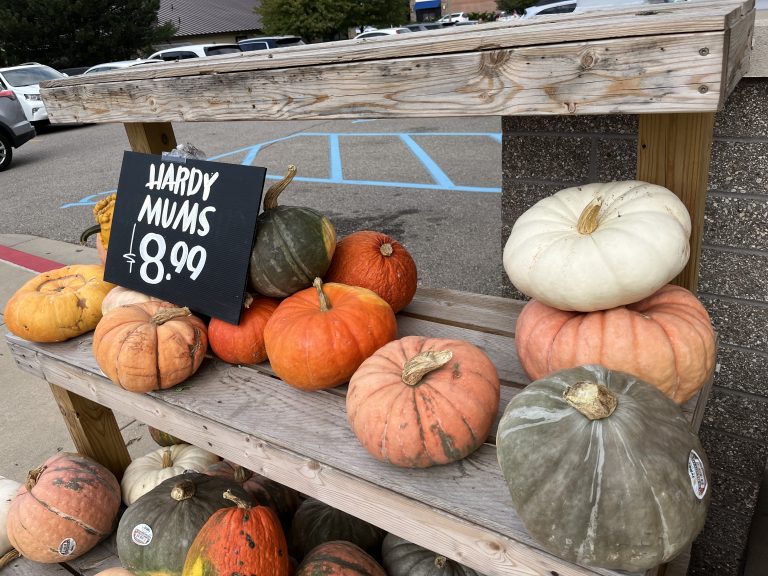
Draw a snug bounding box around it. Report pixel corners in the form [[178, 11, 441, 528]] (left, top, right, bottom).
[[347, 336, 500, 468], [4, 264, 114, 342], [264, 282, 397, 390], [6, 453, 121, 563], [92, 302, 208, 393], [515, 284, 716, 404], [295, 541, 387, 576], [208, 296, 280, 364], [381, 534, 481, 576], [116, 473, 251, 576], [249, 206, 337, 298], [182, 501, 290, 576], [496, 365, 710, 571], [324, 230, 418, 313], [290, 498, 385, 562]]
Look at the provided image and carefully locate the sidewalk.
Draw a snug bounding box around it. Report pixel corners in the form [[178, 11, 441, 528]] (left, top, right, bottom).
[[0, 234, 154, 484]]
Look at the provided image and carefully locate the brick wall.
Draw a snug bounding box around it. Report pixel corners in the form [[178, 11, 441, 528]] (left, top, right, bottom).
[[500, 77, 768, 575]]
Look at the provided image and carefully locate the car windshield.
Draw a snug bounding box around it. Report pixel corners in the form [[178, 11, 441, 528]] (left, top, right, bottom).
[[2, 66, 63, 87], [203, 46, 242, 56]]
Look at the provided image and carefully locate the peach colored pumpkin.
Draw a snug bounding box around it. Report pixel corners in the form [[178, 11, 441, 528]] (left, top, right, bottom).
[[101, 285, 167, 315], [94, 569, 137, 576], [515, 284, 716, 404]]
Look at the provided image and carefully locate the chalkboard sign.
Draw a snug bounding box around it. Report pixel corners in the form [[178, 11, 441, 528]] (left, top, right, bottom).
[[104, 151, 266, 324]]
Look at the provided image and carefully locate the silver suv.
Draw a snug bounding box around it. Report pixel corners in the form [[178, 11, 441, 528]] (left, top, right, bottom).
[[0, 85, 35, 171]]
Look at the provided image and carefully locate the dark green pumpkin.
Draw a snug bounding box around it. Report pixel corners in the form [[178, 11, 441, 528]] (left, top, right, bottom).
[[496, 364, 710, 571], [382, 534, 482, 575], [249, 165, 336, 297], [289, 498, 385, 562], [147, 426, 184, 447], [295, 541, 386, 576], [116, 472, 252, 576]]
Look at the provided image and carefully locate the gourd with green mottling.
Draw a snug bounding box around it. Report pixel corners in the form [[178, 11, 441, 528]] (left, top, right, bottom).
[[249, 165, 336, 297], [382, 533, 483, 576]]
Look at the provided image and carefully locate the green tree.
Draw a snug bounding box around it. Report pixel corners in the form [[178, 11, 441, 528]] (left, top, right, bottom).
[[0, 0, 176, 69], [496, 0, 539, 15]]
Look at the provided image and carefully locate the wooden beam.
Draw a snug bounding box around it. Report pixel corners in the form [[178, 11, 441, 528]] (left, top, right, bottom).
[[124, 122, 177, 154], [636, 112, 715, 293]]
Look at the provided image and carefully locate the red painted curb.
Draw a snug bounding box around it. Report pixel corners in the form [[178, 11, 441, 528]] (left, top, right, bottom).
[[0, 245, 64, 273]]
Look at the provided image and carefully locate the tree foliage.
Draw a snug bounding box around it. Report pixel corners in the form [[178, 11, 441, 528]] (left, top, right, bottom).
[[0, 0, 176, 69], [496, 0, 539, 14], [257, 0, 411, 42]]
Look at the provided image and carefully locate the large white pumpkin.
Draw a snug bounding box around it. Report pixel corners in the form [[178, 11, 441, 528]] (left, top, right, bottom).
[[503, 181, 691, 312], [0, 476, 21, 556], [120, 444, 219, 506]]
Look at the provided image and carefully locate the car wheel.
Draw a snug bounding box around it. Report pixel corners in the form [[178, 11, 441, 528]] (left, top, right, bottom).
[[0, 131, 12, 171]]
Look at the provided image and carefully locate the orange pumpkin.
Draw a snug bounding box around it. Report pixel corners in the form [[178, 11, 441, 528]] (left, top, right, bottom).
[[182, 490, 291, 576], [93, 301, 208, 393], [515, 284, 716, 404], [6, 453, 121, 563], [208, 295, 281, 365], [94, 569, 137, 576], [324, 230, 418, 312], [347, 335, 500, 468], [264, 278, 397, 390]]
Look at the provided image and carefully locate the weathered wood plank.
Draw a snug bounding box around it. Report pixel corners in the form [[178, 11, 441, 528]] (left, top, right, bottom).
[[63, 538, 123, 575], [746, 11, 768, 78], [0, 556, 72, 575], [724, 6, 756, 96], [124, 122, 177, 155]]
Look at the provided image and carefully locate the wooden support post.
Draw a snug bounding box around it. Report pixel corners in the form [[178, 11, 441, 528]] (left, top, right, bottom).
[[124, 122, 177, 154], [637, 112, 715, 293], [49, 384, 132, 481]]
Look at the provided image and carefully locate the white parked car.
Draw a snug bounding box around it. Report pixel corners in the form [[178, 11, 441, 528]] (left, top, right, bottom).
[[437, 12, 470, 23], [353, 27, 412, 39], [83, 59, 164, 75], [147, 43, 242, 61], [0, 63, 66, 125]]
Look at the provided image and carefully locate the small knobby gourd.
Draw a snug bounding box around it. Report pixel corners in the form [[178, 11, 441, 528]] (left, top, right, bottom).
[[295, 541, 387, 576], [116, 473, 252, 576], [4, 264, 114, 342], [496, 365, 711, 571], [208, 294, 281, 365], [0, 475, 21, 557], [101, 285, 168, 315], [249, 166, 337, 297], [264, 278, 397, 390], [503, 181, 691, 312], [121, 444, 220, 506], [289, 498, 385, 562], [80, 193, 116, 265], [347, 335, 500, 468], [515, 284, 716, 404], [147, 426, 184, 447], [324, 230, 418, 312], [182, 490, 291, 576], [6, 453, 121, 563], [92, 301, 208, 393], [382, 533, 482, 576]]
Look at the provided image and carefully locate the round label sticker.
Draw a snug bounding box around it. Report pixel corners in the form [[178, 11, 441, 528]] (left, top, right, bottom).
[[688, 450, 708, 500], [132, 523, 154, 546], [58, 538, 76, 556]]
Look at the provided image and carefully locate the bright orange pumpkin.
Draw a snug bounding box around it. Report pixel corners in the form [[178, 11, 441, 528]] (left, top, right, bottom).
[[6, 453, 121, 563], [347, 335, 500, 468], [208, 295, 281, 365], [264, 279, 397, 391], [324, 230, 418, 313], [515, 284, 716, 404], [182, 490, 290, 576]]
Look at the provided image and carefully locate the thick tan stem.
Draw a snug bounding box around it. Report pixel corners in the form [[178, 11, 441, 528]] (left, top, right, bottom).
[[402, 350, 453, 386], [0, 549, 20, 569], [564, 381, 618, 420], [171, 479, 196, 501], [380, 243, 394, 257], [576, 198, 602, 235], [223, 489, 251, 509], [25, 464, 46, 491], [233, 465, 251, 484], [313, 277, 331, 312], [263, 165, 297, 210], [161, 449, 173, 468], [151, 307, 191, 325]]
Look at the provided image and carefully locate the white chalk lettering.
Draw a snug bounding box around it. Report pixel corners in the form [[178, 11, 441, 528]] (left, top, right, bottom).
[[174, 165, 190, 195], [160, 163, 176, 191], [197, 206, 216, 237], [172, 200, 199, 235], [138, 195, 163, 226], [145, 163, 162, 191], [202, 172, 219, 201], [143, 162, 219, 199]]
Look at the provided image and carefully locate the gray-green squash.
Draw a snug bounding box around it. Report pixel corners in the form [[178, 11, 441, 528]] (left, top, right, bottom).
[[496, 364, 710, 572], [382, 533, 484, 575]]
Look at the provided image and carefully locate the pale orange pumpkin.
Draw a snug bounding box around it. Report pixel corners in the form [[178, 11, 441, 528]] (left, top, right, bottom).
[[101, 285, 168, 315], [347, 335, 500, 467], [208, 294, 281, 365], [324, 230, 418, 312], [6, 453, 121, 563], [92, 301, 208, 393], [515, 284, 716, 404], [264, 278, 397, 390], [94, 569, 137, 576]]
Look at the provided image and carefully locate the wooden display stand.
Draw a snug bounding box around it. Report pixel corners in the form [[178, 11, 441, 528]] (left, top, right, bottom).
[[2, 2, 755, 575]]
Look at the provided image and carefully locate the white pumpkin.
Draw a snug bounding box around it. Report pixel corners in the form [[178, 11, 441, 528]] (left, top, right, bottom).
[[503, 181, 691, 312], [101, 285, 167, 316], [120, 444, 219, 506], [0, 476, 21, 555]]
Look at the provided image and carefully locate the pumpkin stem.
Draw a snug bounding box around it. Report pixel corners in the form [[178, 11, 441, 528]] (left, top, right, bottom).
[[0, 549, 20, 569], [170, 479, 197, 501], [313, 277, 331, 312], [243, 293, 254, 309], [380, 242, 394, 257], [402, 350, 453, 386], [25, 464, 46, 491], [161, 449, 173, 468], [576, 198, 602, 235], [79, 223, 101, 245], [563, 381, 618, 420], [263, 165, 297, 210], [223, 488, 251, 509], [151, 306, 191, 325], [232, 465, 252, 484], [434, 556, 447, 569]]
